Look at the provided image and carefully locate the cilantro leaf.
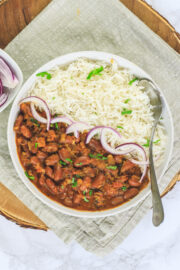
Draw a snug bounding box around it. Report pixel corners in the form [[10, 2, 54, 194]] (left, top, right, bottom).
[[129, 77, 138, 85], [87, 66, 104, 80]]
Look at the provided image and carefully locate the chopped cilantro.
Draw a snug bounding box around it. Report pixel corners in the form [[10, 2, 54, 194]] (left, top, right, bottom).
[[129, 77, 138, 85], [154, 139, 160, 144], [30, 118, 40, 127], [83, 196, 89, 202], [25, 171, 34, 180], [35, 142, 38, 148], [83, 190, 86, 195], [124, 98, 130, 103], [87, 66, 104, 80], [106, 166, 117, 170], [121, 186, 127, 191], [117, 125, 123, 129], [142, 139, 150, 147], [36, 71, 52, 80], [55, 123, 59, 130], [66, 158, 73, 163], [72, 177, 77, 187], [89, 190, 93, 196], [59, 160, 67, 166], [121, 108, 132, 115], [76, 162, 83, 166], [88, 153, 107, 160]]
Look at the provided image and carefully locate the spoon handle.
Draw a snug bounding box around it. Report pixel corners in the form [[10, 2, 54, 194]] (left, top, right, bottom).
[[149, 120, 164, 226]]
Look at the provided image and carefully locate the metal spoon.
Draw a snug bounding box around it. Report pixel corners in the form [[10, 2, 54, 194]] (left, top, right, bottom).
[[139, 78, 164, 226]]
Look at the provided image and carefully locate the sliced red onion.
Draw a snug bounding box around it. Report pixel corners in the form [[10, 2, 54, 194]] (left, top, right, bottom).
[[51, 116, 73, 125], [66, 121, 90, 138], [100, 127, 133, 155], [20, 96, 51, 130], [85, 126, 105, 144], [0, 57, 18, 88], [116, 142, 148, 182], [0, 78, 3, 95], [116, 143, 148, 165], [30, 103, 47, 124], [0, 92, 8, 107]]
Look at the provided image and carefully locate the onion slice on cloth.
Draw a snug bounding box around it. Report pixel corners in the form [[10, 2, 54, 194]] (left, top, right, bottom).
[[0, 57, 18, 89], [20, 96, 51, 130], [66, 121, 91, 138], [0, 92, 8, 107]]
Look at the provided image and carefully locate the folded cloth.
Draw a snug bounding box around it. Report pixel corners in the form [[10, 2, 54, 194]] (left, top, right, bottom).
[[0, 0, 179, 256]]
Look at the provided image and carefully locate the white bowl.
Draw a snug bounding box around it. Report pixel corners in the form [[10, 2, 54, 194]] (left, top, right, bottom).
[[7, 51, 174, 218], [0, 49, 23, 113]]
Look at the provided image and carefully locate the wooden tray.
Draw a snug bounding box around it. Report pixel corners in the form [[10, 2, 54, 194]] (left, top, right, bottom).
[[0, 0, 179, 230]]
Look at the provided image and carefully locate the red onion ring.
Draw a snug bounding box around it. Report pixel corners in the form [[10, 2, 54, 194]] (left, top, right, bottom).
[[0, 78, 3, 96], [66, 122, 90, 138], [20, 96, 51, 130], [0, 57, 18, 88], [30, 103, 47, 124], [51, 116, 73, 125], [0, 92, 8, 107], [116, 143, 148, 165], [85, 126, 105, 144], [116, 142, 148, 182]]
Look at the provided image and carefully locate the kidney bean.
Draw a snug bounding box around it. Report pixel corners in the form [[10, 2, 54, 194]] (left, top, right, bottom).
[[45, 166, 54, 179], [46, 178, 59, 195], [59, 148, 72, 163], [28, 141, 38, 154], [94, 192, 105, 207], [39, 174, 46, 186], [111, 196, 124, 205], [74, 156, 91, 167], [30, 156, 44, 173], [107, 155, 115, 165], [80, 176, 92, 191], [124, 188, 139, 200], [89, 139, 104, 152], [118, 175, 128, 183], [20, 125, 32, 138], [128, 175, 141, 187], [60, 134, 80, 144], [64, 197, 73, 206], [36, 137, 46, 148], [104, 184, 118, 197], [14, 114, 23, 131], [47, 130, 58, 142], [73, 194, 83, 204], [114, 155, 123, 163], [54, 163, 63, 181], [42, 143, 58, 153], [45, 154, 59, 166], [92, 173, 105, 189], [36, 151, 48, 161], [112, 181, 123, 189], [83, 167, 96, 178], [20, 103, 32, 117]]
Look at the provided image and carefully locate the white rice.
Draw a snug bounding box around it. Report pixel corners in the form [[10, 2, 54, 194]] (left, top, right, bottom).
[[29, 58, 166, 166]]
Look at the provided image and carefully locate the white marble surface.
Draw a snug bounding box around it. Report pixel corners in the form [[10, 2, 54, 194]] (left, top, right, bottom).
[[0, 1, 180, 269]]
